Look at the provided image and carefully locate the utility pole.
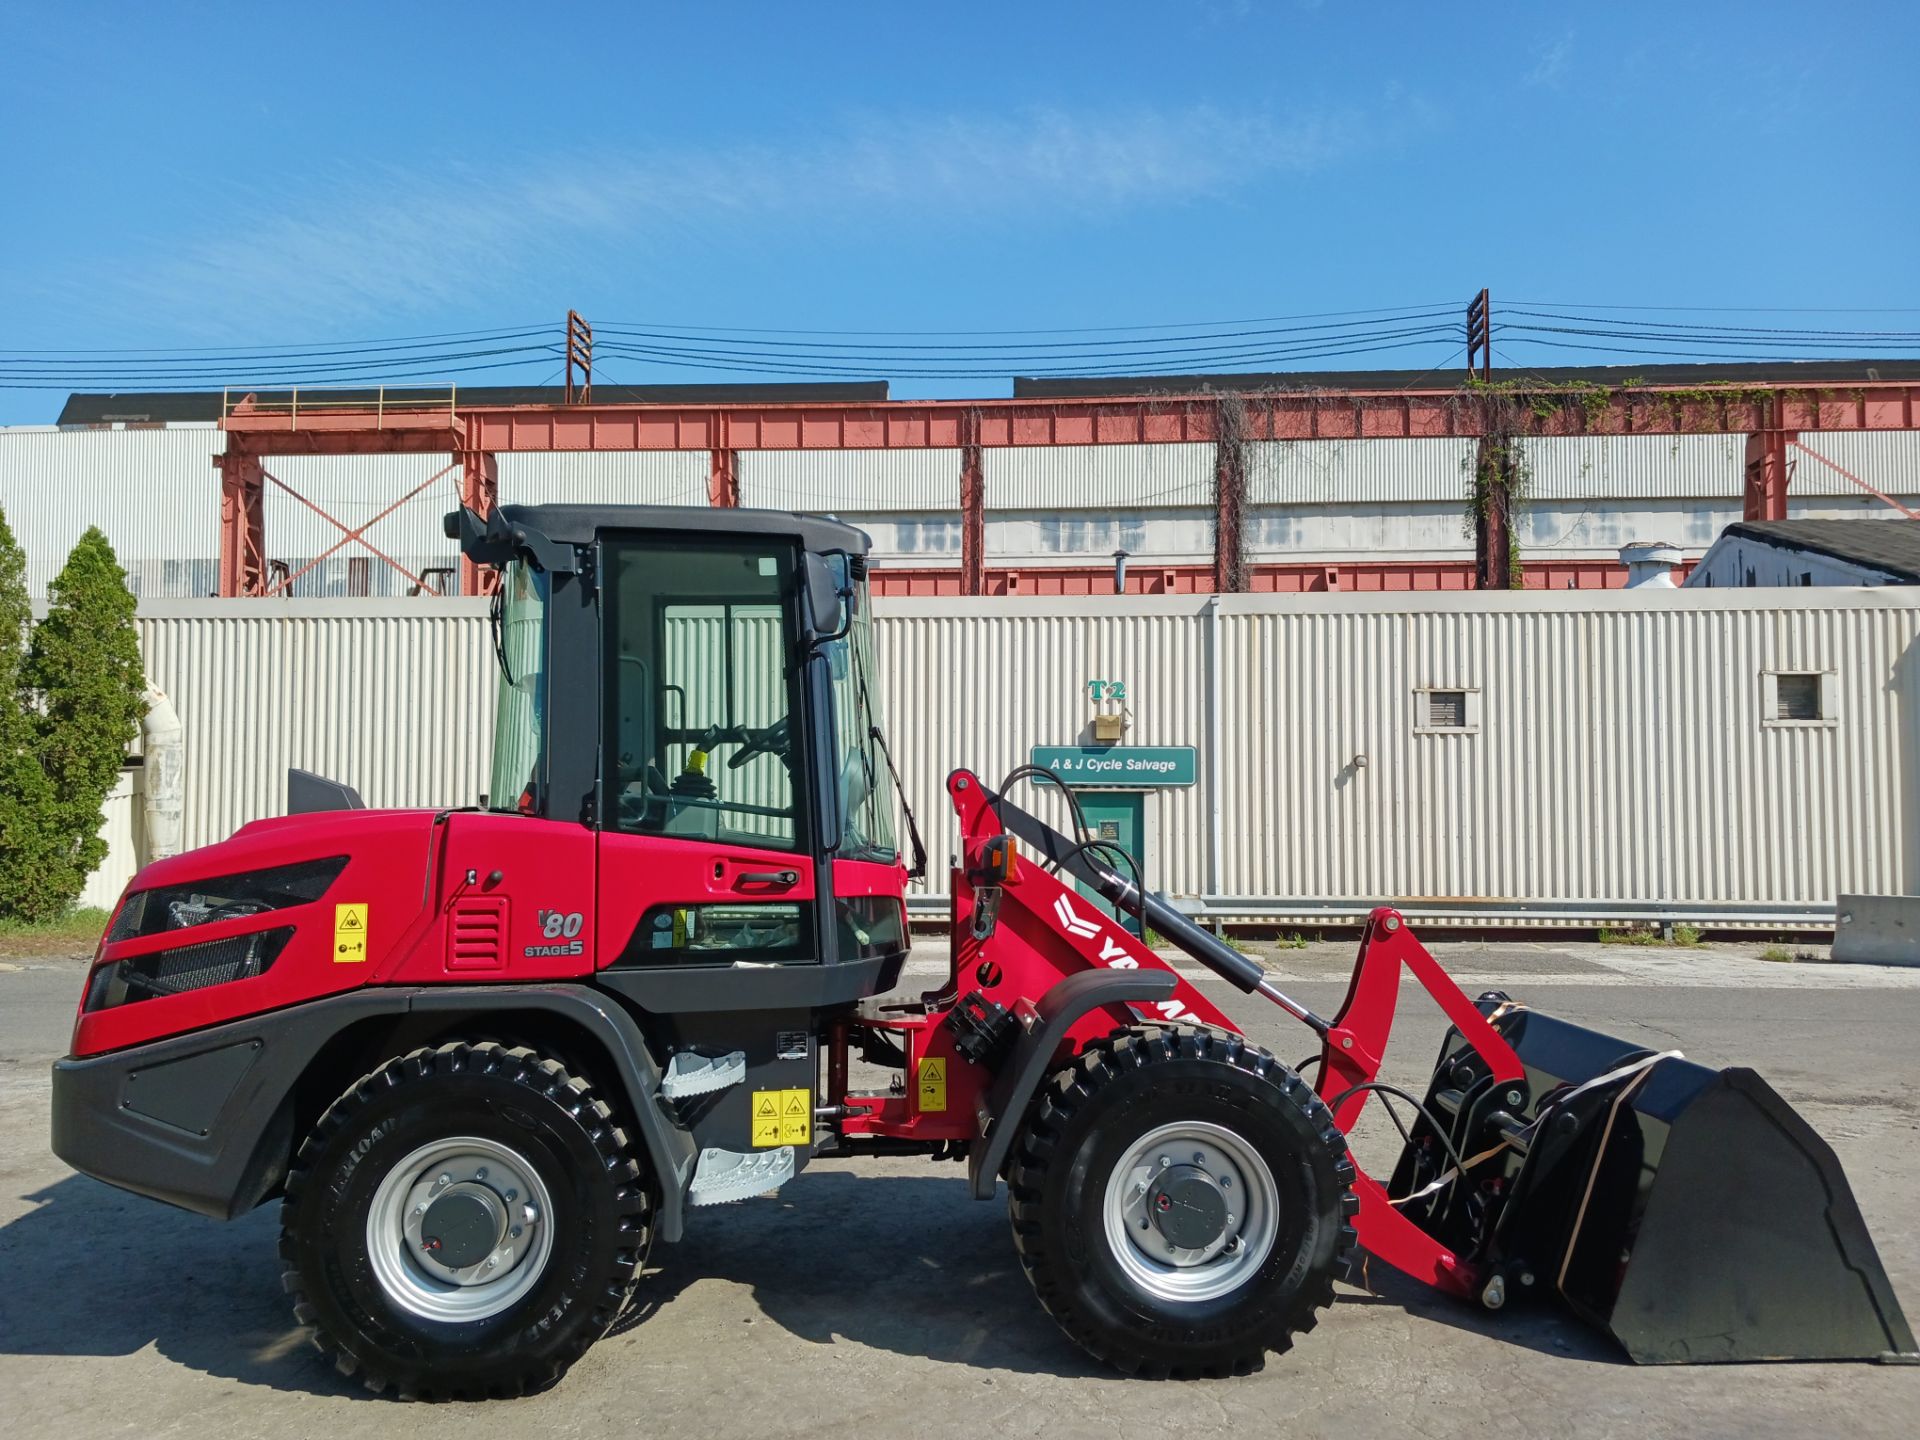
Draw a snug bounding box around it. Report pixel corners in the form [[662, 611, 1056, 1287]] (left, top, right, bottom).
[[565, 310, 593, 403], [1466, 288, 1491, 382]]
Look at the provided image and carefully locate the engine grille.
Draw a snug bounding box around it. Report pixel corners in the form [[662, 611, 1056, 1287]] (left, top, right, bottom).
[[446, 899, 509, 970], [87, 927, 294, 1011]]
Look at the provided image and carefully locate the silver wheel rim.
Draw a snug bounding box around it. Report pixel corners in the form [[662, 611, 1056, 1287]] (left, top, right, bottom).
[[1100, 1120, 1281, 1304], [365, 1136, 556, 1323]]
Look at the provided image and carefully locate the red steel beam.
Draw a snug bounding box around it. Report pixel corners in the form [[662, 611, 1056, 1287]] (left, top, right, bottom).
[[431, 383, 1920, 452], [1744, 429, 1794, 521], [220, 383, 1920, 457], [216, 452, 266, 596], [459, 450, 501, 596], [708, 447, 740, 507], [959, 411, 985, 596], [866, 558, 1673, 598]]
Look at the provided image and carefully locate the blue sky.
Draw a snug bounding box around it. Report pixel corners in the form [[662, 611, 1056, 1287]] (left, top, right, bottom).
[[2, 1, 1916, 421]]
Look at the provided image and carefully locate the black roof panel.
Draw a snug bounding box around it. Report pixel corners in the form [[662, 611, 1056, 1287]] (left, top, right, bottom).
[[56, 381, 889, 426], [1724, 520, 1920, 583], [495, 503, 871, 557], [1015, 358, 1920, 398]]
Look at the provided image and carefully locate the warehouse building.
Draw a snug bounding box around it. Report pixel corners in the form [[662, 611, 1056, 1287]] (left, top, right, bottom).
[[7, 365, 1920, 600]]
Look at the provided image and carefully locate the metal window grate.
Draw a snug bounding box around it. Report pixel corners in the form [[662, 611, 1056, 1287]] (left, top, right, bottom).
[[89, 927, 294, 1011], [1776, 673, 1821, 722], [1427, 690, 1468, 728]]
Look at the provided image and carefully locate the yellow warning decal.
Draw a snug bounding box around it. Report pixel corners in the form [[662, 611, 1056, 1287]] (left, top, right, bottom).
[[780, 1089, 811, 1146], [750, 1088, 813, 1148], [333, 902, 369, 963], [917, 1057, 948, 1113]]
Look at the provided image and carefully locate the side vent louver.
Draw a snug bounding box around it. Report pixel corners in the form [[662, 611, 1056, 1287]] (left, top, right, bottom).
[[446, 898, 509, 971]]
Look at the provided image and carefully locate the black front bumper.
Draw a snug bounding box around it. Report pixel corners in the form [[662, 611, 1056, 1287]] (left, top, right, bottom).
[[53, 1042, 279, 1220], [50, 991, 409, 1221]]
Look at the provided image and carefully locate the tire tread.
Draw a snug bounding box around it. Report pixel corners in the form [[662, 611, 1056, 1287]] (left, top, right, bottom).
[[279, 1040, 652, 1401], [1006, 1024, 1357, 1379]]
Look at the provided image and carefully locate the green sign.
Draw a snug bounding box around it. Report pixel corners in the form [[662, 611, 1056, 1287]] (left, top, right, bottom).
[[1029, 745, 1197, 787]]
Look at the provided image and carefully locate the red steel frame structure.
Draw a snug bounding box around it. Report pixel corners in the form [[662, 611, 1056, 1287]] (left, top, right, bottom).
[[216, 382, 1920, 598]]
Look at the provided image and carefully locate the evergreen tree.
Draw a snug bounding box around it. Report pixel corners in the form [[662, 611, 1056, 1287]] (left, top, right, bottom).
[[0, 508, 63, 921], [24, 527, 146, 913]]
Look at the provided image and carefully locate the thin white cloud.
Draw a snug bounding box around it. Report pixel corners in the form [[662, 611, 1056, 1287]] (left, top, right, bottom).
[[1528, 29, 1575, 88], [51, 105, 1378, 337]]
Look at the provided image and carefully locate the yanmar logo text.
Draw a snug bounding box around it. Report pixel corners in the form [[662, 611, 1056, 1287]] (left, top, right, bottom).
[[1051, 894, 1192, 1022]]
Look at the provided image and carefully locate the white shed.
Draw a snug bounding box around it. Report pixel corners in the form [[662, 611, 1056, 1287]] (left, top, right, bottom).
[[1686, 520, 1920, 588]]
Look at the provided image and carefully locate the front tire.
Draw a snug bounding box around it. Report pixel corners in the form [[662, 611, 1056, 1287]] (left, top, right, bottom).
[[1007, 1026, 1357, 1378], [280, 1041, 652, 1399]]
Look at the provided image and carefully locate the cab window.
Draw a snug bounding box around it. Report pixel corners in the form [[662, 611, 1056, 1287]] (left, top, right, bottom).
[[602, 538, 807, 851]]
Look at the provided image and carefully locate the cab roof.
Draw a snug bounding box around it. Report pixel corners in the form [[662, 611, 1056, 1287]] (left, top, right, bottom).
[[464, 503, 871, 557]]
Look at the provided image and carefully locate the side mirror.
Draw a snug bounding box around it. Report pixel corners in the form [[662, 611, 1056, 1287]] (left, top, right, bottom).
[[803, 552, 851, 644]]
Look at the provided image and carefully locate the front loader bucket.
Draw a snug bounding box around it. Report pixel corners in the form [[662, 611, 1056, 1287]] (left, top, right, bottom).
[[1392, 1002, 1916, 1364]]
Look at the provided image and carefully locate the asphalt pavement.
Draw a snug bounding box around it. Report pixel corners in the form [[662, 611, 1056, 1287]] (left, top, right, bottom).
[[2, 939, 1917, 1439]]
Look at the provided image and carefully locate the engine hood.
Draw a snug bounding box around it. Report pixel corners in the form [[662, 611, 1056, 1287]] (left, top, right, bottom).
[[129, 809, 442, 894]]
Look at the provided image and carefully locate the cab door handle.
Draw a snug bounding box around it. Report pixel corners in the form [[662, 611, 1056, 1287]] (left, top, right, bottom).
[[736, 870, 799, 889]]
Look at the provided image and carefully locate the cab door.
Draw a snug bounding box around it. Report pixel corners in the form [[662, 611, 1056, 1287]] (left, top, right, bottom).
[[592, 534, 825, 970]]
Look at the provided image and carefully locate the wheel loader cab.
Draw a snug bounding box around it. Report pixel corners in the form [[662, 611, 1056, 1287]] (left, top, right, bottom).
[[466, 500, 911, 997]]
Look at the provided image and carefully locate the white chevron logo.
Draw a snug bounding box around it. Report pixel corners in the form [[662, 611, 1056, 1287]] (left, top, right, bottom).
[[1053, 894, 1102, 939]]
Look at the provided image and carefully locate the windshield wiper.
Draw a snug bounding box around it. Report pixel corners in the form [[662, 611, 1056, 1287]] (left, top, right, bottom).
[[489, 585, 516, 686], [869, 723, 927, 880]]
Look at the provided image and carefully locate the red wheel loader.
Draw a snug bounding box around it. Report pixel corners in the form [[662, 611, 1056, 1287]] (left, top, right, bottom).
[[51, 503, 1915, 1397]]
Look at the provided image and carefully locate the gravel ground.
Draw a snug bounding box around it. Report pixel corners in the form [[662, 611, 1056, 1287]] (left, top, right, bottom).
[[2, 938, 1916, 1439]]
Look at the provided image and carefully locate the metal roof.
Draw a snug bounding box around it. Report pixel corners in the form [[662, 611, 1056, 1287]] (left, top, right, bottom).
[[493, 502, 871, 555], [54, 381, 890, 426], [1016, 358, 1920, 398], [1723, 520, 1920, 582]]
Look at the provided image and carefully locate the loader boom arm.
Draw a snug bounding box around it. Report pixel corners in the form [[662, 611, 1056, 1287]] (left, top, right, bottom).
[[953, 773, 1527, 1300]]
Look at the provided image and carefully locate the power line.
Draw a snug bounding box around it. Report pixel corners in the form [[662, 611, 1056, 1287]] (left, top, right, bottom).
[[1504, 310, 1920, 340], [594, 333, 1469, 381], [4, 323, 556, 356], [595, 322, 1461, 374], [0, 354, 569, 390], [594, 307, 1462, 353], [589, 301, 1464, 338], [0, 343, 562, 384], [1506, 300, 1920, 315]]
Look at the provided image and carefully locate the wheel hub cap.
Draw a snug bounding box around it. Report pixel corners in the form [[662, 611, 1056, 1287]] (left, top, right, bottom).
[[420, 1183, 507, 1270], [1148, 1166, 1230, 1250]]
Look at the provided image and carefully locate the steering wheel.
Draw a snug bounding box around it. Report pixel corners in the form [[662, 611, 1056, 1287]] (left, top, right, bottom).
[[726, 716, 792, 769]]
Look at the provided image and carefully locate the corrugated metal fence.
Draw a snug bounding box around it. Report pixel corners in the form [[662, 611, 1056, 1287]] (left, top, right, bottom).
[[124, 588, 1920, 926]]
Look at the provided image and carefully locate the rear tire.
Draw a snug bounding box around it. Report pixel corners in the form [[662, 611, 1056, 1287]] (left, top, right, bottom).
[[280, 1041, 652, 1399], [1007, 1026, 1357, 1378]]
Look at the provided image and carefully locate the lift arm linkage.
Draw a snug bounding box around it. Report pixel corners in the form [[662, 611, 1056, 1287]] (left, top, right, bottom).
[[953, 771, 1527, 1298]]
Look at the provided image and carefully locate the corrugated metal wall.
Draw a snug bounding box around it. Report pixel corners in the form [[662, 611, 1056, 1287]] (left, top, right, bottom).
[[0, 425, 223, 597], [13, 426, 1919, 599], [988, 443, 1213, 509], [499, 451, 709, 507], [988, 508, 1215, 562], [1247, 438, 1472, 503], [1522, 434, 1747, 499], [1787, 432, 1920, 497], [139, 601, 497, 847], [876, 602, 1213, 897], [742, 449, 961, 512], [1213, 592, 1918, 918], [121, 588, 1920, 927]]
